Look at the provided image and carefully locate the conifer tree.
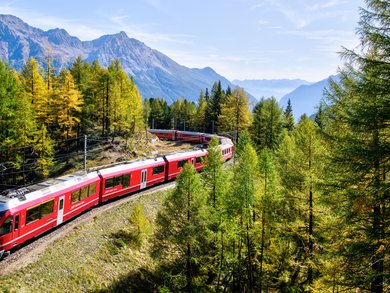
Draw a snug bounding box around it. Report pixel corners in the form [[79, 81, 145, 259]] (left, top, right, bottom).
[[0, 61, 35, 166], [55, 69, 83, 139], [194, 90, 207, 132], [324, 1, 390, 291], [33, 125, 54, 178], [218, 86, 252, 137], [20, 58, 48, 126], [152, 163, 210, 291], [283, 98, 295, 132], [251, 97, 283, 151]]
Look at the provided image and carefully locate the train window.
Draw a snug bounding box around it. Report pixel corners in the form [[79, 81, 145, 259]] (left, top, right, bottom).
[[113, 176, 121, 187], [196, 157, 202, 164], [14, 215, 19, 231], [71, 190, 80, 203], [152, 165, 164, 175], [26, 206, 40, 224], [122, 174, 130, 188], [178, 159, 187, 168], [88, 183, 96, 196], [80, 186, 88, 200], [0, 216, 12, 236], [105, 178, 114, 189], [41, 200, 54, 218]]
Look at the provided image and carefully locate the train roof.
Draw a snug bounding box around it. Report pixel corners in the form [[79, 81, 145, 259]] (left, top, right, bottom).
[[148, 129, 176, 133], [0, 172, 100, 211], [98, 157, 165, 177], [164, 149, 207, 161]]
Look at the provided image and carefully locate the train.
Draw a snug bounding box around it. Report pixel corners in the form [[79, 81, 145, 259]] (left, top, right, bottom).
[[0, 130, 233, 258]]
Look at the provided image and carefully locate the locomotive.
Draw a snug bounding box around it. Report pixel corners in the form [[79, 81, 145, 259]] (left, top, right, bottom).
[[0, 130, 233, 258]]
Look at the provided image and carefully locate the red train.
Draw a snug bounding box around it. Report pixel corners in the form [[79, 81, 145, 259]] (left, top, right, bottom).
[[148, 129, 234, 146], [0, 131, 233, 258]]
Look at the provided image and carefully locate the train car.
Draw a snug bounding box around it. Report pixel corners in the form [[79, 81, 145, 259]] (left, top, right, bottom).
[[98, 157, 166, 202], [220, 143, 234, 161], [202, 133, 213, 145], [0, 172, 100, 258], [164, 149, 208, 180], [148, 129, 177, 141], [175, 131, 204, 144]]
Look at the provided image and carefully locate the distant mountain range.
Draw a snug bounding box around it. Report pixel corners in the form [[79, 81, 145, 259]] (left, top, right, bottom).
[[0, 14, 337, 116], [0, 14, 233, 103], [232, 79, 311, 100], [279, 74, 340, 120]]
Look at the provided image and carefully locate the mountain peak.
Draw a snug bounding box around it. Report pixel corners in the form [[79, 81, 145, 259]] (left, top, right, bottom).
[[0, 14, 236, 103]]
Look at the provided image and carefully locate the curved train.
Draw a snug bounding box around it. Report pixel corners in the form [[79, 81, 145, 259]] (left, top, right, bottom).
[[0, 130, 233, 258]]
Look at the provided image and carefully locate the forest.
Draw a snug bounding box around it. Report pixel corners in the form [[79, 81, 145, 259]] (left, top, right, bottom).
[[0, 0, 388, 292]]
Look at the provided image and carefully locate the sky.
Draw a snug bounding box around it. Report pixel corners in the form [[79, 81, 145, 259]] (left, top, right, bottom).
[[1, 0, 365, 82]]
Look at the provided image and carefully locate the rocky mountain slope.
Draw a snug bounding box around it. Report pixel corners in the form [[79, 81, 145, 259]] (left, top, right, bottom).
[[0, 14, 232, 103]]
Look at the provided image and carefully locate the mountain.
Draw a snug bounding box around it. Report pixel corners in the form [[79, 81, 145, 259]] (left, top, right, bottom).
[[232, 79, 311, 101], [0, 14, 234, 103], [279, 74, 340, 120]]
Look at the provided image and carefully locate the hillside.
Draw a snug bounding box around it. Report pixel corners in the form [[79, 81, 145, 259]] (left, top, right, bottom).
[[0, 14, 233, 103], [279, 74, 340, 119]]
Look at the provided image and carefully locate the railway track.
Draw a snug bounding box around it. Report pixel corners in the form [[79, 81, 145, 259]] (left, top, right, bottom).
[[0, 181, 176, 276]]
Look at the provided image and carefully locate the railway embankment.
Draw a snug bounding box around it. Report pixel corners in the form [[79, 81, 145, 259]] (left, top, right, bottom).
[[0, 188, 170, 292]]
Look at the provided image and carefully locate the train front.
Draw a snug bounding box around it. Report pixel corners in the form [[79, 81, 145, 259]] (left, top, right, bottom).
[[0, 201, 10, 258]]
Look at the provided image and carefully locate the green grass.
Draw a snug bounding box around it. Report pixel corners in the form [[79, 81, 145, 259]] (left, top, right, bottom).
[[0, 190, 169, 293]]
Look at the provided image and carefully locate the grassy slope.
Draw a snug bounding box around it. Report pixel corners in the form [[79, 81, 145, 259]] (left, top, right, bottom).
[[0, 190, 169, 293]]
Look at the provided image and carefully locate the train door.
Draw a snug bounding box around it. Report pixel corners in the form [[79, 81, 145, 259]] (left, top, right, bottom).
[[57, 195, 65, 225], [191, 158, 195, 166], [140, 169, 147, 189], [12, 213, 20, 239], [172, 131, 175, 141]]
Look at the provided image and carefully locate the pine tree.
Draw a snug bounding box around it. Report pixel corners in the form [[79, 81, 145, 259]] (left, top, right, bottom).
[[283, 98, 295, 132]]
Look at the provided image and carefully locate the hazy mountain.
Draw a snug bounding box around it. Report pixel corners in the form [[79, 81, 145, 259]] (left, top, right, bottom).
[[279, 74, 340, 120], [232, 79, 311, 101], [0, 14, 235, 103]]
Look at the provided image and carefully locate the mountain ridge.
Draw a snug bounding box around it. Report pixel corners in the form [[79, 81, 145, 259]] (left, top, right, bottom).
[[0, 14, 233, 103]]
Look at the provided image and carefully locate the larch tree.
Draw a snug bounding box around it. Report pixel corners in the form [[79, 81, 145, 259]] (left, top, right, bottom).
[[0, 61, 35, 166], [55, 69, 83, 139], [251, 97, 283, 151], [218, 86, 252, 138], [20, 58, 48, 127], [151, 163, 210, 292], [194, 90, 207, 132], [324, 1, 390, 291]]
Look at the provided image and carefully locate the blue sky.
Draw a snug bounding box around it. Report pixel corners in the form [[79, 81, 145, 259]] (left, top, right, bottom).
[[1, 0, 364, 82]]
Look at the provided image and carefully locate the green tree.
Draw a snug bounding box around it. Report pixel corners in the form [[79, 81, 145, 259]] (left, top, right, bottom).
[[20, 58, 48, 127], [324, 1, 390, 291], [218, 86, 252, 136], [33, 125, 54, 178], [251, 97, 283, 151], [0, 61, 35, 166], [194, 90, 207, 132], [152, 163, 210, 291], [55, 69, 83, 139], [283, 98, 295, 132]]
